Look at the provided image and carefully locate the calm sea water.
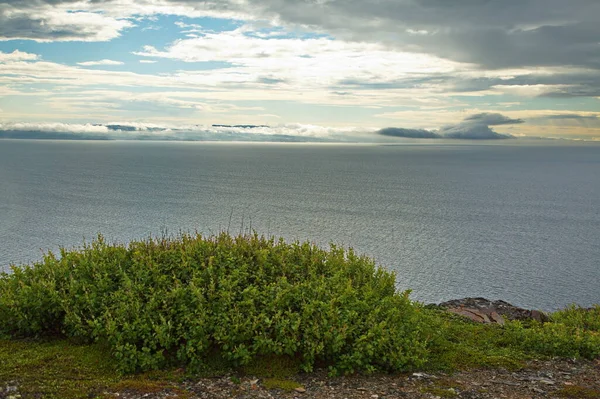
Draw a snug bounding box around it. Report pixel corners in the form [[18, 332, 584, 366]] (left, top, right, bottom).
[[1, 140, 599, 311]]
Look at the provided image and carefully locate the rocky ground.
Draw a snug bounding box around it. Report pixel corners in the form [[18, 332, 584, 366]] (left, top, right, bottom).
[[120, 358, 600, 399], [3, 358, 597, 399]]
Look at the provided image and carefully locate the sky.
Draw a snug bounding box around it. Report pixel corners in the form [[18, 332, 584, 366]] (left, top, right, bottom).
[[0, 0, 599, 142]]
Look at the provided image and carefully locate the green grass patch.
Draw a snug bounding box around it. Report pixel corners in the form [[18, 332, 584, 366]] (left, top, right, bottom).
[[420, 305, 600, 372], [262, 378, 303, 391], [0, 338, 119, 399], [555, 385, 600, 399]]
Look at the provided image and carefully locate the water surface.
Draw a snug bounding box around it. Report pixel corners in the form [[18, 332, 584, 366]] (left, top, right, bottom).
[[1, 140, 598, 310]]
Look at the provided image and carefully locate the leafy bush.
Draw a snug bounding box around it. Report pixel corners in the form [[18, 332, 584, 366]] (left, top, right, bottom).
[[0, 233, 429, 374], [2, 233, 599, 376], [418, 306, 600, 372], [552, 305, 600, 331]]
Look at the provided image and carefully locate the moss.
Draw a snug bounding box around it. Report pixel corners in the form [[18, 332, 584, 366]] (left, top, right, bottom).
[[421, 387, 458, 398], [0, 338, 119, 399], [111, 379, 168, 393], [242, 354, 301, 378], [434, 377, 465, 390], [555, 385, 600, 398], [262, 378, 302, 391], [0, 339, 195, 399]]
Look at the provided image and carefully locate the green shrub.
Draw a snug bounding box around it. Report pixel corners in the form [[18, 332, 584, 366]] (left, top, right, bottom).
[[503, 320, 600, 360], [552, 305, 600, 331], [3, 232, 598, 376], [0, 233, 429, 374]]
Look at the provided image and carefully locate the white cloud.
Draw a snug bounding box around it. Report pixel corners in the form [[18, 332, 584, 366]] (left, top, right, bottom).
[[0, 121, 378, 141], [135, 28, 463, 75], [133, 27, 469, 104], [77, 59, 125, 66], [0, 122, 109, 134], [0, 50, 39, 62], [139, 60, 157, 64], [0, 5, 133, 42]]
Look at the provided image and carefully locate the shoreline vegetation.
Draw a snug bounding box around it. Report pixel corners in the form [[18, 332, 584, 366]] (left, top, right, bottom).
[[1, 233, 599, 398]]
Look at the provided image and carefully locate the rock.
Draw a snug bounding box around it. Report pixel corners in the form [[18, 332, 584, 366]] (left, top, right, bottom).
[[294, 387, 306, 393], [538, 379, 555, 385], [448, 308, 490, 323], [491, 380, 520, 386], [411, 372, 436, 379], [438, 298, 550, 324], [490, 311, 505, 325], [531, 310, 550, 323]]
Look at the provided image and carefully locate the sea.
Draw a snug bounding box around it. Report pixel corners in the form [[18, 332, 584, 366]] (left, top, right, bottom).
[[1, 139, 599, 311]]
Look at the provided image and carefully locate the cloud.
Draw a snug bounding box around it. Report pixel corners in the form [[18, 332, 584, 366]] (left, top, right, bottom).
[[139, 60, 157, 64], [378, 127, 440, 139], [541, 114, 599, 121], [0, 122, 109, 133], [440, 113, 522, 139], [524, 113, 600, 130], [378, 112, 522, 140], [462, 113, 524, 126], [439, 124, 512, 140], [0, 50, 38, 62], [0, 4, 133, 42], [0, 2, 598, 137], [0, 121, 377, 142], [77, 59, 124, 66], [222, 0, 599, 71], [2, 1, 599, 74]]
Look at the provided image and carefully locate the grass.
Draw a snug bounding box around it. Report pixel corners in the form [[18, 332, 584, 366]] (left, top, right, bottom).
[[0, 339, 119, 399], [0, 339, 199, 399], [555, 385, 600, 398], [1, 232, 599, 398], [262, 378, 303, 391]]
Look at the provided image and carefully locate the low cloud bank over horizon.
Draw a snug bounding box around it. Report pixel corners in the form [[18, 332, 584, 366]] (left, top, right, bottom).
[[0, 122, 363, 142], [379, 113, 523, 140], [1, 113, 593, 142]]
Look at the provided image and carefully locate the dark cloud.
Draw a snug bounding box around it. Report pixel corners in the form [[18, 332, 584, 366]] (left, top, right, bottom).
[[438, 124, 512, 140], [539, 86, 600, 98], [463, 113, 524, 126], [449, 70, 600, 98], [2, 0, 599, 69], [378, 112, 521, 140], [0, 3, 130, 41], [1, 0, 598, 98], [338, 68, 600, 99], [214, 0, 600, 71], [541, 114, 599, 120], [529, 114, 600, 128], [257, 77, 286, 85], [438, 113, 521, 139], [378, 127, 440, 139]]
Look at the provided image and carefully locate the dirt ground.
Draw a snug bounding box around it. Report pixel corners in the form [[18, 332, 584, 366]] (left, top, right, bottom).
[[92, 358, 600, 399]]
